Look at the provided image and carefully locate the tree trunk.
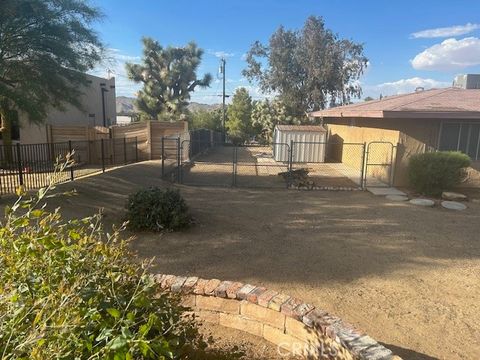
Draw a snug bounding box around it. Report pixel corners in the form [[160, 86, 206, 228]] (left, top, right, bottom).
[[0, 100, 14, 165]]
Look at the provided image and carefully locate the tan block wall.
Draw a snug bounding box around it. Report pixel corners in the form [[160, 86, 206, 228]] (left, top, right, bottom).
[[326, 123, 400, 185]]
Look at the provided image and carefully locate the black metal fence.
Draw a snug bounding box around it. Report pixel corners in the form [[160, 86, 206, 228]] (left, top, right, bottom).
[[0, 137, 139, 195], [160, 138, 372, 189]]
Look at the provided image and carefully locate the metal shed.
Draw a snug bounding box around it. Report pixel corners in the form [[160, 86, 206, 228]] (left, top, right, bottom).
[[273, 125, 327, 162]]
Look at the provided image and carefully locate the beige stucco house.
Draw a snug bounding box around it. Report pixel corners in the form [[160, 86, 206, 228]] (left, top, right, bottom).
[[17, 73, 117, 144], [310, 83, 480, 187]]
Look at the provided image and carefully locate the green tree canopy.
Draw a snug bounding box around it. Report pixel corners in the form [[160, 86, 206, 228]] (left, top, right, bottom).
[[243, 16, 368, 119], [226, 88, 253, 144], [0, 0, 104, 145], [251, 98, 299, 143], [189, 108, 223, 132], [126, 38, 212, 120]]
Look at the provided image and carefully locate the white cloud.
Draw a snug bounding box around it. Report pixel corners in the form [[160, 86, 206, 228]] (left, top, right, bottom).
[[363, 77, 450, 99], [208, 50, 235, 58], [411, 23, 480, 39], [411, 37, 480, 71]]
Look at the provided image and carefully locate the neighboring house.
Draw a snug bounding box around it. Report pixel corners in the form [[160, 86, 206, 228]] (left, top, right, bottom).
[[17, 73, 116, 144], [310, 74, 480, 187]]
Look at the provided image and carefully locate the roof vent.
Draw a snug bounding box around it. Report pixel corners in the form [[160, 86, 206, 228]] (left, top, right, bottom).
[[415, 86, 425, 92]]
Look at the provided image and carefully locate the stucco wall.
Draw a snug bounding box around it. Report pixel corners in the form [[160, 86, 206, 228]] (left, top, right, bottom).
[[326, 123, 400, 185], [18, 73, 116, 144]]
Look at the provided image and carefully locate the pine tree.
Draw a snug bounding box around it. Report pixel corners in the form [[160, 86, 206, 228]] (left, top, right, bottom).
[[226, 88, 253, 144], [126, 38, 212, 120]]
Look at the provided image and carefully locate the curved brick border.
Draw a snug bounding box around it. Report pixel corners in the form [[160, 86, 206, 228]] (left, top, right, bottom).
[[154, 274, 401, 360]]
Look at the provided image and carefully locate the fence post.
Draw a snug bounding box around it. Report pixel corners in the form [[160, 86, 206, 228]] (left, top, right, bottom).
[[361, 142, 367, 189], [232, 146, 237, 187], [176, 137, 181, 183], [101, 138, 105, 173], [16, 143, 24, 186], [289, 140, 294, 171], [68, 140, 74, 181], [123, 137, 127, 164], [135, 136, 139, 162], [161, 136, 165, 179]]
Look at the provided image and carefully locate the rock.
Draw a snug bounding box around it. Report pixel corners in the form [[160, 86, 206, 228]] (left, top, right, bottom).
[[442, 191, 467, 201], [409, 198, 435, 207], [386, 195, 409, 202], [441, 201, 467, 211]]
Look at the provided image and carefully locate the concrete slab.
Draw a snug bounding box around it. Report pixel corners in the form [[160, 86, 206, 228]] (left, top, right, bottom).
[[441, 201, 467, 211], [386, 195, 409, 201], [409, 198, 435, 207], [367, 187, 407, 196]]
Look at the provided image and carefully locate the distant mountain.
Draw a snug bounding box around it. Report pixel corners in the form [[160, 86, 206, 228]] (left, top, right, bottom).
[[116, 96, 221, 114], [116, 96, 136, 114]]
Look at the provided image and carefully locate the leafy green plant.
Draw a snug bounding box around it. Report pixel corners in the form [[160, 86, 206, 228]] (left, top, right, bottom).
[[0, 173, 241, 359], [125, 187, 191, 232], [408, 151, 471, 196]]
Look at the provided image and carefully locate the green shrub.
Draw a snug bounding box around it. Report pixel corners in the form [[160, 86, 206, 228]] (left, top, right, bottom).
[[408, 151, 471, 196], [0, 186, 241, 359], [125, 187, 191, 232]]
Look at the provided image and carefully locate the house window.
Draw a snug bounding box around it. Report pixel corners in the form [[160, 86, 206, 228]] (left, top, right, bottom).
[[439, 123, 480, 160]]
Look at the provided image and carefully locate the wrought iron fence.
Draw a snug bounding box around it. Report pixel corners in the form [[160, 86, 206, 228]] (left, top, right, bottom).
[[0, 137, 139, 195]]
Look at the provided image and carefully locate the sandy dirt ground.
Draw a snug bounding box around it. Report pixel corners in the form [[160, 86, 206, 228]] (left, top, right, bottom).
[[4, 161, 479, 360]]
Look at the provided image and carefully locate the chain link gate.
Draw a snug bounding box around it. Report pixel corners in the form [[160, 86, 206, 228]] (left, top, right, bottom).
[[161, 137, 396, 190], [364, 141, 396, 187]]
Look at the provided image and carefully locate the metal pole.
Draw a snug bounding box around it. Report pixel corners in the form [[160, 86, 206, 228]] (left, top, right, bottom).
[[363, 142, 369, 188], [360, 142, 367, 189], [101, 138, 105, 173], [221, 58, 226, 143], [161, 136, 165, 178], [123, 137, 127, 164], [177, 138, 181, 183], [16, 143, 23, 186], [289, 140, 294, 171], [68, 140, 74, 181], [232, 146, 237, 187], [135, 136, 138, 162]]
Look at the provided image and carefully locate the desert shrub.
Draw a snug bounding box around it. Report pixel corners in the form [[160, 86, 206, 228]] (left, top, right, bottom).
[[408, 151, 471, 196], [125, 187, 191, 232], [0, 186, 241, 359]]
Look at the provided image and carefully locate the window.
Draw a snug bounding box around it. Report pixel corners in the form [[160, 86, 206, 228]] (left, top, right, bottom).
[[439, 122, 480, 160]]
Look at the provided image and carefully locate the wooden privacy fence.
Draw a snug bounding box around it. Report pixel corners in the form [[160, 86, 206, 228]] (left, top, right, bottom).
[[48, 121, 189, 161]]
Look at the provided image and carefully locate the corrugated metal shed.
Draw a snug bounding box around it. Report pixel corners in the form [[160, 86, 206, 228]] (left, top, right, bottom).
[[273, 125, 327, 163]]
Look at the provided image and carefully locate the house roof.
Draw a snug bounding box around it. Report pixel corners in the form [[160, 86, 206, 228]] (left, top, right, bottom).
[[275, 125, 327, 132], [310, 87, 480, 120]]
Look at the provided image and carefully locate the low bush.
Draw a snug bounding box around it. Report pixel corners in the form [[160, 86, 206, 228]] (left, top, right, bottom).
[[125, 187, 191, 232], [408, 151, 471, 196], [0, 186, 241, 359]]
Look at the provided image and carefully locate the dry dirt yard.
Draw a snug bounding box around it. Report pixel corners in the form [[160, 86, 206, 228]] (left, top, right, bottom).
[[7, 161, 479, 360]]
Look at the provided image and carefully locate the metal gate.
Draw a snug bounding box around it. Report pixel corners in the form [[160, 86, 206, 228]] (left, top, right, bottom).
[[171, 141, 291, 188], [364, 141, 396, 187]]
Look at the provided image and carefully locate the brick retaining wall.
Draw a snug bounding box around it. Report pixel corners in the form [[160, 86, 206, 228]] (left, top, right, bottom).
[[155, 274, 401, 360]]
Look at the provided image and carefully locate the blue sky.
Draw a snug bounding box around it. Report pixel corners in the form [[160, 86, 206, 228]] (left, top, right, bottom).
[[91, 0, 480, 104]]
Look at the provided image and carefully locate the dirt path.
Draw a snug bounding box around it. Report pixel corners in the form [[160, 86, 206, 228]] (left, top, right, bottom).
[[7, 161, 479, 360]]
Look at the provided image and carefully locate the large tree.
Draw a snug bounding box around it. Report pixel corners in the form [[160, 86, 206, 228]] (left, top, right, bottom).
[[243, 16, 368, 119], [0, 0, 104, 150], [251, 98, 299, 143], [126, 38, 212, 120], [226, 88, 253, 144], [189, 108, 223, 132]]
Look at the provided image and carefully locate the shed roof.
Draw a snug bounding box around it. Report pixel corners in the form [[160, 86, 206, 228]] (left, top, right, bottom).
[[309, 87, 480, 120], [275, 125, 327, 132]]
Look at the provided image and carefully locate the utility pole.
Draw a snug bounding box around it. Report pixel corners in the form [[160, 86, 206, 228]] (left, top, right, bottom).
[[221, 58, 226, 143]]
